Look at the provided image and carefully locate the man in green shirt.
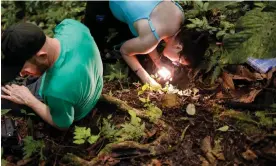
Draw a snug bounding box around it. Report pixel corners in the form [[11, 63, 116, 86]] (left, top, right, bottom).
[[1, 19, 103, 129]]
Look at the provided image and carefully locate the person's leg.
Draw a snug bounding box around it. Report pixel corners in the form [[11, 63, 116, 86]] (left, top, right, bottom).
[[83, 1, 111, 52], [83, 1, 133, 52]]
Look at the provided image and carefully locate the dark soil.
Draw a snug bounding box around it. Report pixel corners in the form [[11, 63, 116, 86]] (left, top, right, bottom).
[[3, 77, 276, 166]]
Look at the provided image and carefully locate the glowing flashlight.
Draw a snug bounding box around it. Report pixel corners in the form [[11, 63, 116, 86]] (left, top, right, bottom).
[[157, 67, 171, 80]]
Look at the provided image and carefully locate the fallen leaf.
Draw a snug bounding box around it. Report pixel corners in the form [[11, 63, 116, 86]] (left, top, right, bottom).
[[186, 104, 196, 116], [242, 149, 257, 160], [222, 72, 235, 90], [161, 94, 180, 108], [217, 125, 229, 132], [201, 136, 212, 154], [201, 136, 225, 164], [212, 138, 225, 161], [180, 125, 190, 141], [239, 89, 262, 103], [231, 65, 266, 81], [148, 159, 161, 166], [199, 155, 210, 166]]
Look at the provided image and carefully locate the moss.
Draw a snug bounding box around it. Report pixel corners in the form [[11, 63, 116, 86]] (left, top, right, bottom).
[[238, 122, 264, 136]]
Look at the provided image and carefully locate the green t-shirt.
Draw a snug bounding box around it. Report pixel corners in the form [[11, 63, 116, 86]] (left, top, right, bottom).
[[39, 19, 103, 128]]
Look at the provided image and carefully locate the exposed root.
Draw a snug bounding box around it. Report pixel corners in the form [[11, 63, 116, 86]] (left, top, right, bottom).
[[60, 94, 177, 166]]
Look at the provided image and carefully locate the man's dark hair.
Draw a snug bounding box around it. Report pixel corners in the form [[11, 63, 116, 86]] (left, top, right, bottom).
[[2, 23, 46, 66], [1, 23, 46, 83], [175, 27, 209, 68]]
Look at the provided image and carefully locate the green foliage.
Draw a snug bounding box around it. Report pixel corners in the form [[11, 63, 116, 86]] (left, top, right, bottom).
[[100, 111, 146, 142], [255, 111, 276, 128], [20, 109, 36, 116], [222, 8, 276, 64], [22, 136, 45, 160], [1, 109, 11, 116], [1, 147, 7, 166], [1, 1, 86, 36], [183, 1, 209, 19], [114, 110, 146, 142], [73, 126, 100, 145], [208, 1, 239, 10], [144, 103, 162, 123], [219, 110, 259, 125], [104, 61, 128, 82], [139, 94, 162, 122], [137, 83, 164, 96], [211, 65, 222, 84], [100, 116, 119, 141], [186, 17, 218, 34]]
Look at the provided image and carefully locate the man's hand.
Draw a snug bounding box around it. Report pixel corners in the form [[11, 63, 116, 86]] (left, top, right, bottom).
[[1, 84, 35, 105]]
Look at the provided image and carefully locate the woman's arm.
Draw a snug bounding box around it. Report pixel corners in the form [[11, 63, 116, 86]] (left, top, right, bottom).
[[120, 34, 160, 86]]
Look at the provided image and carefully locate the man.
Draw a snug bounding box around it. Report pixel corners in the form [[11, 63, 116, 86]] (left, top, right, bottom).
[[1, 19, 103, 130]]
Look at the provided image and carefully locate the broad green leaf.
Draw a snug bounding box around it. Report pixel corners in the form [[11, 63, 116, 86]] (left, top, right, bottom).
[[186, 23, 197, 29], [203, 2, 209, 11], [1, 109, 11, 116], [73, 126, 91, 140], [186, 104, 196, 116], [216, 30, 226, 39], [217, 125, 229, 132], [87, 135, 100, 144], [222, 8, 276, 64], [73, 139, 85, 144], [21, 109, 27, 114]]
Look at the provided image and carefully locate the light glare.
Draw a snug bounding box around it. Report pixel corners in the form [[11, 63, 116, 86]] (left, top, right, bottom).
[[157, 67, 171, 80]]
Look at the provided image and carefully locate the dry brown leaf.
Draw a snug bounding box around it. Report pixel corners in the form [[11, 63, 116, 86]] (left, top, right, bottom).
[[199, 155, 210, 166], [242, 149, 257, 160], [201, 136, 225, 165], [161, 93, 180, 108], [212, 139, 225, 161], [201, 136, 212, 153], [239, 89, 262, 103], [222, 72, 235, 90], [232, 66, 266, 81], [201, 136, 217, 165], [147, 159, 162, 166]]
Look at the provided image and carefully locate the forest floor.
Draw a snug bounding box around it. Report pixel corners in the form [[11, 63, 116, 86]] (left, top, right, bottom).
[[2, 59, 276, 166]]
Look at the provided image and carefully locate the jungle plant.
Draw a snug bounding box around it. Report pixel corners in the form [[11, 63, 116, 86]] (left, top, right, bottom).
[[104, 60, 128, 82], [73, 110, 146, 144], [73, 126, 100, 145], [22, 136, 45, 160], [139, 95, 162, 122]]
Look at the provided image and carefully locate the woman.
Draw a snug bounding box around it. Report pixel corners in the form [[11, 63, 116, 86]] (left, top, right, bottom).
[[84, 1, 209, 86]]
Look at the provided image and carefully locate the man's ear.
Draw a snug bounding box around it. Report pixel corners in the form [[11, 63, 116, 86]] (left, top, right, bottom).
[[36, 50, 47, 57]]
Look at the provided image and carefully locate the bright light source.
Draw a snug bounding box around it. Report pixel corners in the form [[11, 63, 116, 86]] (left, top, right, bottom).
[[157, 67, 171, 80]]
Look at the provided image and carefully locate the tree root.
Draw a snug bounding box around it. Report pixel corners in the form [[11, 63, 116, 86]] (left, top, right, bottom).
[[61, 94, 177, 166]]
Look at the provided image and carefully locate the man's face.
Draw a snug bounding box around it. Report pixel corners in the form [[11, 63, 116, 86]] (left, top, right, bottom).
[[20, 54, 49, 77]]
